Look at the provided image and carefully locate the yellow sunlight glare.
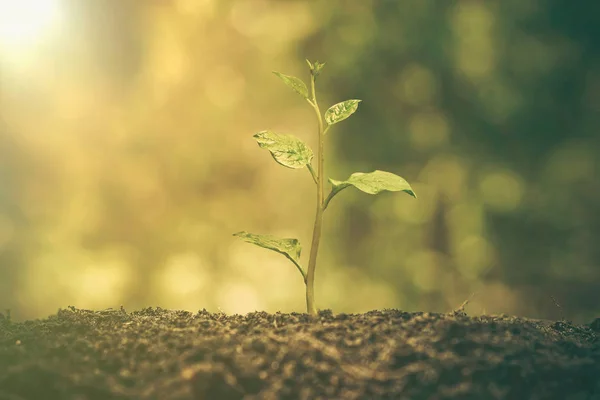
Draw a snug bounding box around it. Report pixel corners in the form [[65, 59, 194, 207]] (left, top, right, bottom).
[[0, 0, 62, 54]]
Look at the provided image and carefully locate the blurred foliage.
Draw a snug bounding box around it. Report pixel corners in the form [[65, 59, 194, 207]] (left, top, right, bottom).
[[0, 0, 598, 322]]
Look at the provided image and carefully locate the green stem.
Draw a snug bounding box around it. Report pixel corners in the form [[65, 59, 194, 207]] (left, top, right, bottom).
[[307, 164, 317, 185], [322, 188, 337, 211], [285, 255, 307, 284], [305, 72, 325, 316]]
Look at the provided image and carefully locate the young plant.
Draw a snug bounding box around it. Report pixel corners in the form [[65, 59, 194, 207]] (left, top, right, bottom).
[[234, 60, 416, 315]]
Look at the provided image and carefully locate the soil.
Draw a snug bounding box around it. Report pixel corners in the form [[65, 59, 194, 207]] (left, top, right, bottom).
[[0, 306, 599, 400]]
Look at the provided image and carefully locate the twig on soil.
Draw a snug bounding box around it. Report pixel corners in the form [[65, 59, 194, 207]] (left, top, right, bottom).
[[550, 295, 566, 321], [452, 292, 476, 315]]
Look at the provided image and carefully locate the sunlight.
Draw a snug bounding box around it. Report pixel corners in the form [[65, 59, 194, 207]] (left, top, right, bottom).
[[0, 0, 62, 53]]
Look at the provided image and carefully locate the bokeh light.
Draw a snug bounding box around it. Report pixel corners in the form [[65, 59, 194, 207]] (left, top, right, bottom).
[[478, 169, 524, 212], [0, 0, 62, 51]]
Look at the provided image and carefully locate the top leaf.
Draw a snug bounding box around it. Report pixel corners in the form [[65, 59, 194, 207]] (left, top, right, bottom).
[[272, 72, 309, 99], [253, 130, 313, 169], [324, 170, 416, 209], [306, 59, 325, 77], [324, 99, 361, 126]]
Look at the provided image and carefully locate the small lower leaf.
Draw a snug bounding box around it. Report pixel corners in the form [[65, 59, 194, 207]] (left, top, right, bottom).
[[324, 170, 416, 209], [253, 130, 313, 169], [233, 231, 306, 282]]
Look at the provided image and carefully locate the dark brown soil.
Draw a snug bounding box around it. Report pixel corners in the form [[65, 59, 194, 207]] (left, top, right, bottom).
[[0, 306, 599, 400]]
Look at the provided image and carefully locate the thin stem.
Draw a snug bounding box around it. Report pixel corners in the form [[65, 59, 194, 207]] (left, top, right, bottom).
[[307, 164, 317, 185], [285, 255, 307, 284], [305, 72, 325, 316], [322, 188, 337, 211]]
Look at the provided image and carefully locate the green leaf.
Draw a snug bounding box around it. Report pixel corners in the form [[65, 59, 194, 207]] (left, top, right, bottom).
[[233, 231, 306, 282], [324, 99, 361, 126], [314, 61, 326, 73], [272, 72, 308, 99], [324, 170, 416, 210], [233, 231, 301, 261], [306, 59, 325, 77], [253, 130, 313, 169]]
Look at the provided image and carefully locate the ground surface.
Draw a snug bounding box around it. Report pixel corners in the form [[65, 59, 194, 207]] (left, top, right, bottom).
[[0, 307, 599, 400]]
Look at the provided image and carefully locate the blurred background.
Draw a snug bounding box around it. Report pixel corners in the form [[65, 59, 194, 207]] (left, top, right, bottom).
[[0, 0, 598, 323]]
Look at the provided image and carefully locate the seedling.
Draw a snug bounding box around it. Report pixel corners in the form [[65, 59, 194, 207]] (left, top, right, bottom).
[[234, 60, 416, 315]]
